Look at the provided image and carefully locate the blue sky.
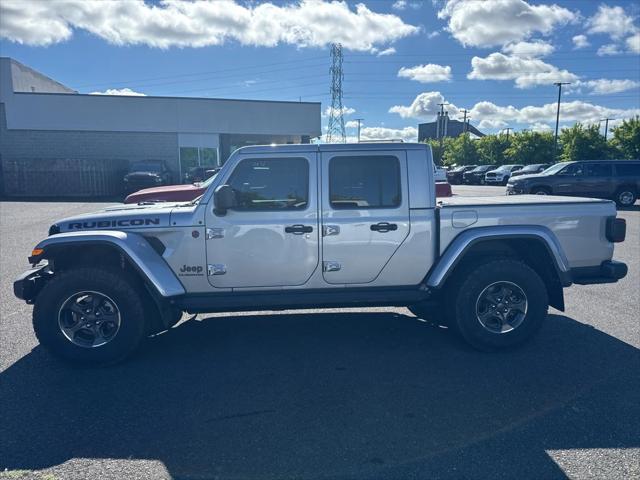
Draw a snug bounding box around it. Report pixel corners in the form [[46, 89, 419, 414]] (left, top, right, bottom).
[[0, 0, 638, 141]]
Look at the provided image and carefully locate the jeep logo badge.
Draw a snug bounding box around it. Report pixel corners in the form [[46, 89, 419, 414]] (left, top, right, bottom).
[[179, 265, 204, 276]]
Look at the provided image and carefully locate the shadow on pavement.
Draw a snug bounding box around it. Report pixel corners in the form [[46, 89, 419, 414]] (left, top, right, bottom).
[[1, 312, 638, 479]]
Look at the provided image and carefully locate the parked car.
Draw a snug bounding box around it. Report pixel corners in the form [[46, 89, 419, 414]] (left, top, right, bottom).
[[463, 165, 497, 185], [434, 166, 448, 182], [446, 165, 477, 185], [124, 172, 218, 204], [15, 143, 627, 364], [507, 159, 640, 207], [510, 163, 551, 178], [184, 166, 220, 184], [123, 160, 171, 194], [484, 165, 524, 185]]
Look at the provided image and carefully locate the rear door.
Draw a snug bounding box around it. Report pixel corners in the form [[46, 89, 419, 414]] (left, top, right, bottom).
[[580, 162, 614, 198], [320, 150, 410, 284]]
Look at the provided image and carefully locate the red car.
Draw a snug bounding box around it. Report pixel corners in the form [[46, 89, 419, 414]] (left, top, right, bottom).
[[124, 175, 216, 204], [125, 175, 453, 204]]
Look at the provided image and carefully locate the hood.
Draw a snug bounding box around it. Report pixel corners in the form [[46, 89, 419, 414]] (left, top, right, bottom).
[[508, 172, 548, 182], [124, 183, 203, 204], [129, 184, 200, 195], [50, 202, 186, 234], [125, 171, 162, 178]]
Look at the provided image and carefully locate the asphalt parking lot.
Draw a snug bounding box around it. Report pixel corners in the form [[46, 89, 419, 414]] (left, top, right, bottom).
[[1, 186, 638, 480]]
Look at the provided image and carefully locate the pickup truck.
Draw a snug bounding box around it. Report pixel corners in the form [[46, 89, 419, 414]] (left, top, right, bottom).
[[14, 143, 628, 365]]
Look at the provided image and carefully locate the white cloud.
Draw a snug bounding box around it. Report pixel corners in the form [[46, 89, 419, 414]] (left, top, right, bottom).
[[0, 0, 418, 51], [359, 126, 418, 142], [502, 40, 555, 57], [389, 91, 460, 120], [627, 32, 640, 53], [427, 31, 441, 39], [377, 47, 396, 57], [587, 5, 637, 41], [90, 88, 146, 96], [529, 122, 553, 132], [597, 43, 623, 56], [389, 91, 640, 128], [323, 105, 356, 117], [468, 52, 578, 88], [345, 120, 361, 128], [575, 79, 640, 95], [572, 34, 590, 49], [438, 0, 576, 48], [392, 0, 421, 11], [398, 63, 452, 83]]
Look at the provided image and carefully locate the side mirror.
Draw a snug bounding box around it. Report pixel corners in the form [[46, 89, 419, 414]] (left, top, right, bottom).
[[214, 184, 236, 216]]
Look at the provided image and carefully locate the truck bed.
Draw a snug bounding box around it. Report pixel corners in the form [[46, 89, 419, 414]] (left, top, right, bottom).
[[436, 194, 616, 269]]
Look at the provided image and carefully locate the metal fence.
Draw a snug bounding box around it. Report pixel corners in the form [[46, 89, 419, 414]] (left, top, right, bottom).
[[1, 158, 128, 197]]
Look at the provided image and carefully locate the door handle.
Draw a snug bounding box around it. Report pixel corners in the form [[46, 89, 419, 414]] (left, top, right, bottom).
[[370, 222, 398, 232], [285, 224, 313, 235]]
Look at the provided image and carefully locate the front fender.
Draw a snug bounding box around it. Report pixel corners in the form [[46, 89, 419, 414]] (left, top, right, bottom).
[[425, 225, 572, 288], [33, 230, 185, 297]]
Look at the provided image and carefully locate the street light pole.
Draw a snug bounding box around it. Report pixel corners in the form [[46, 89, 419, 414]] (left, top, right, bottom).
[[553, 82, 571, 158]]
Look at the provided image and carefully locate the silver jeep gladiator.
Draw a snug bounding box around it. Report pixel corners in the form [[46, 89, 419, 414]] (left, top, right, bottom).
[[14, 143, 628, 364]]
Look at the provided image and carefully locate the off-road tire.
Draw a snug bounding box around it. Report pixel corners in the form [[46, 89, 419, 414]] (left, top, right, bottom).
[[614, 187, 637, 207], [447, 259, 548, 351], [33, 267, 147, 365]]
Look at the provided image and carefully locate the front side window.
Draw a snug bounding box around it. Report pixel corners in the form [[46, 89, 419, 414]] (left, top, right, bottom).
[[227, 157, 308, 211], [329, 155, 401, 209], [559, 163, 583, 176]]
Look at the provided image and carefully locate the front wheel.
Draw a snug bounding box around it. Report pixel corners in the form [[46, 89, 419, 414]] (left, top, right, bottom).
[[531, 186, 551, 195], [33, 267, 147, 365], [447, 259, 548, 350]]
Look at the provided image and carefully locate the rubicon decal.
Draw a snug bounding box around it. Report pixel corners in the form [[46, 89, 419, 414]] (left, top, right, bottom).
[[67, 218, 161, 229]]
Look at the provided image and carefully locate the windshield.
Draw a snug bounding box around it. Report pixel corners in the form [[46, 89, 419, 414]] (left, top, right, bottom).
[[520, 165, 539, 172], [452, 166, 467, 172], [471, 165, 492, 172], [130, 162, 163, 172], [542, 163, 570, 175]]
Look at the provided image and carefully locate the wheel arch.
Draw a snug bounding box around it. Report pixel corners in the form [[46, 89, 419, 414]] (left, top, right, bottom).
[[425, 226, 571, 311]]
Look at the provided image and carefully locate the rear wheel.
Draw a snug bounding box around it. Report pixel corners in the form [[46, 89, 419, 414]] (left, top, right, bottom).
[[447, 259, 548, 351], [33, 267, 147, 365], [614, 187, 637, 207]]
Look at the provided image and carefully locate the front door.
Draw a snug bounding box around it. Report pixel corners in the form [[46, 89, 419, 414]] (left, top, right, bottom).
[[320, 151, 410, 284], [555, 162, 584, 195], [205, 154, 319, 288]]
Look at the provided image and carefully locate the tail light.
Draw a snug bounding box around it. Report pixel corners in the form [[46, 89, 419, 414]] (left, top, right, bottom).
[[606, 217, 626, 243]]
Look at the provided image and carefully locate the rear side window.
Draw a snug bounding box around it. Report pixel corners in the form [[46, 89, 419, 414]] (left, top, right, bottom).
[[329, 155, 401, 209], [615, 163, 640, 177], [227, 157, 308, 210], [585, 163, 613, 177]]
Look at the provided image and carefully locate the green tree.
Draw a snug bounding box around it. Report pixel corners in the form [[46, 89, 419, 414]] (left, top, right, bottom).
[[505, 131, 555, 165], [425, 139, 445, 165], [610, 116, 640, 159], [559, 123, 610, 161], [441, 134, 478, 166], [475, 134, 511, 165]]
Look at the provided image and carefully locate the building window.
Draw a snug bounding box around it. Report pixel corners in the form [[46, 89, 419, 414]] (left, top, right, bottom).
[[179, 147, 219, 183], [329, 155, 401, 209]]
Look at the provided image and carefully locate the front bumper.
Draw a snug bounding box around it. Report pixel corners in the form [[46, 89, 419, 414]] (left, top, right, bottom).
[[506, 184, 526, 195], [13, 265, 51, 303], [485, 177, 505, 184], [571, 260, 628, 285]]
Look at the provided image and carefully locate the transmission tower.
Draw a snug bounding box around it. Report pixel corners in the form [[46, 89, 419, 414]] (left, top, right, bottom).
[[326, 43, 346, 143]]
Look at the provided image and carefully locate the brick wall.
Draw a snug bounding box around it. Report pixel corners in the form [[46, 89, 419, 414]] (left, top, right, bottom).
[[0, 103, 179, 197]]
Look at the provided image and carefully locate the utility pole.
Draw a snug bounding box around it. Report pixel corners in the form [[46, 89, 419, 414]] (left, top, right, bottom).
[[460, 109, 469, 133], [504, 127, 513, 139], [354, 118, 364, 142], [326, 43, 346, 143], [553, 82, 571, 158], [600, 117, 613, 140]]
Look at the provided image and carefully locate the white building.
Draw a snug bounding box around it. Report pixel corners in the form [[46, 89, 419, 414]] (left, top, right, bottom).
[[0, 57, 321, 196]]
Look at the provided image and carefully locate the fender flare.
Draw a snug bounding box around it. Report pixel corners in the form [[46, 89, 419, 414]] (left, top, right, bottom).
[[34, 230, 185, 297], [425, 225, 572, 289]]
